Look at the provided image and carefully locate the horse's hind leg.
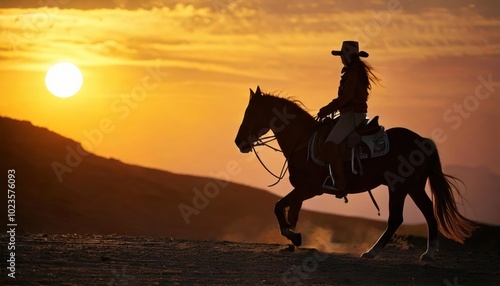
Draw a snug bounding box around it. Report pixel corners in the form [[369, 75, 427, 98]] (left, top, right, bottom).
[[362, 189, 407, 259], [409, 184, 439, 261]]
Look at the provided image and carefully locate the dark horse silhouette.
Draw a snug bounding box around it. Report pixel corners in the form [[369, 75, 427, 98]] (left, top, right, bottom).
[[234, 86, 476, 261]]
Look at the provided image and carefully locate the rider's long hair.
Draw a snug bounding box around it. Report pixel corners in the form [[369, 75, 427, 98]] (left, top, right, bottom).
[[352, 57, 382, 91]]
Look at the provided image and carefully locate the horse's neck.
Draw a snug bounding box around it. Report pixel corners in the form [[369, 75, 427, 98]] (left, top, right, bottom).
[[271, 103, 314, 158]]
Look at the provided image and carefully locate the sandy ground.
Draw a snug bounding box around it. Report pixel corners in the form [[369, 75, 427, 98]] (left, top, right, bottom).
[[1, 233, 499, 286]]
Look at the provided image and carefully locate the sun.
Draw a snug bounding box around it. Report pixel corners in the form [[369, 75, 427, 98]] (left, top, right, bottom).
[[45, 62, 83, 98]]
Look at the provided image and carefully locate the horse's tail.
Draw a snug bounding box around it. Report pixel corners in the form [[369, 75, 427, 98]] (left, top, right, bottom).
[[428, 143, 477, 243]]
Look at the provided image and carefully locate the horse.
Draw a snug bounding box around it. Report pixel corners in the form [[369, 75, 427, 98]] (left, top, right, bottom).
[[234, 86, 476, 261]]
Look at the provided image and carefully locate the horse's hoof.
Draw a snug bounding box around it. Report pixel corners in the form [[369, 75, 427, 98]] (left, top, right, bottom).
[[290, 232, 302, 247], [279, 244, 295, 253], [420, 253, 434, 262], [361, 252, 376, 259]]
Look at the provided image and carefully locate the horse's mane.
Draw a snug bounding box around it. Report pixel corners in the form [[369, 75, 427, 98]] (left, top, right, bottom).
[[261, 92, 314, 121]]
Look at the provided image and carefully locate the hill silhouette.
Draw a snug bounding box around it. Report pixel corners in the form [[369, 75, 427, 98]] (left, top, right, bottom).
[[1, 116, 498, 252]]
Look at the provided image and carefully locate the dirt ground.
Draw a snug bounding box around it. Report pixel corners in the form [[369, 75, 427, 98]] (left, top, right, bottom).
[[1, 233, 499, 286]]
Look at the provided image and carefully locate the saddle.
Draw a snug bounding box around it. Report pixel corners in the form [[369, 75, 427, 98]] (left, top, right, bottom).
[[307, 116, 390, 175]]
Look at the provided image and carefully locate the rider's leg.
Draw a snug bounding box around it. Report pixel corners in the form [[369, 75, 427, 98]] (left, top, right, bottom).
[[324, 141, 347, 191], [323, 112, 366, 191]]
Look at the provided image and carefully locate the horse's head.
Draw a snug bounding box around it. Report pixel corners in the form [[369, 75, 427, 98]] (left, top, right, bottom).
[[235, 86, 272, 153]]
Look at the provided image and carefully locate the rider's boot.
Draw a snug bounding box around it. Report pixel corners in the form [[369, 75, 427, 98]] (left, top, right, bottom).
[[322, 141, 347, 195]]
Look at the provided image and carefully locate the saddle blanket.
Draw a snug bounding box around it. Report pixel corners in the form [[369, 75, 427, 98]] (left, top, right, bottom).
[[307, 123, 390, 167]]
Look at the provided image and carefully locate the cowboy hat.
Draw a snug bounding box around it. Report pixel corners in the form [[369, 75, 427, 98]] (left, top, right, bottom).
[[331, 41, 369, 60]]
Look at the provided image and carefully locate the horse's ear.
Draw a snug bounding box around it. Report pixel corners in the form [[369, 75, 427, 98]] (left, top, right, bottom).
[[249, 88, 255, 99], [256, 86, 262, 96]]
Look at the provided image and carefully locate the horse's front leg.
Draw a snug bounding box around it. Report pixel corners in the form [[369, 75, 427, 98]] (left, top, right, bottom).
[[287, 201, 303, 230], [274, 188, 312, 246]]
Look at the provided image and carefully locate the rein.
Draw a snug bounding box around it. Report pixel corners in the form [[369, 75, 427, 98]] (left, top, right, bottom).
[[251, 121, 310, 187], [253, 135, 282, 152], [251, 136, 288, 187]]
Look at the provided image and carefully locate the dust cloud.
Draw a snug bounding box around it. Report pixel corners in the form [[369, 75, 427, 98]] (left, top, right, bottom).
[[218, 216, 386, 254], [298, 220, 380, 254]]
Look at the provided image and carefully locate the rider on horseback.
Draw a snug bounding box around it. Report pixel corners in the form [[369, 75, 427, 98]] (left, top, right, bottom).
[[317, 41, 380, 193]]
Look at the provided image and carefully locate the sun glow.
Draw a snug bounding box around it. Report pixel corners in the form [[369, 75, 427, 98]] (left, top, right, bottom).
[[45, 62, 83, 98]]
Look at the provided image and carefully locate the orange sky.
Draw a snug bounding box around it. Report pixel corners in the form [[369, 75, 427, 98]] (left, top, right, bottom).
[[1, 0, 499, 224]]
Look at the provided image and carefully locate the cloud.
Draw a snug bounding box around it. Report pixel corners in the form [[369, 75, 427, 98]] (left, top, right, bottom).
[[1, 0, 499, 20], [0, 1, 499, 80]]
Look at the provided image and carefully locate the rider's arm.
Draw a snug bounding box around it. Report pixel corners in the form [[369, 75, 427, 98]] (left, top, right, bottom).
[[318, 97, 341, 118]]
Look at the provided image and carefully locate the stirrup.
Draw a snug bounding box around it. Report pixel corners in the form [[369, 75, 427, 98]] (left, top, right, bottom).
[[323, 165, 348, 203], [321, 176, 342, 192], [323, 164, 345, 192], [322, 176, 348, 203]]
